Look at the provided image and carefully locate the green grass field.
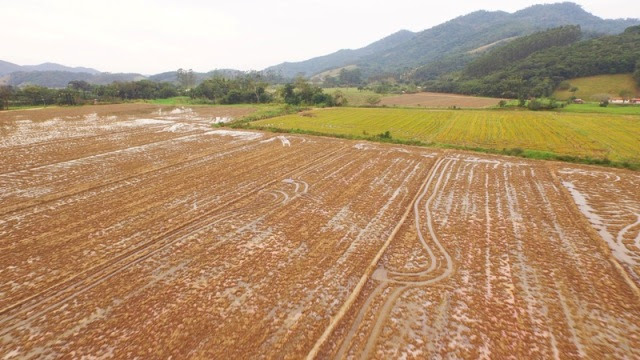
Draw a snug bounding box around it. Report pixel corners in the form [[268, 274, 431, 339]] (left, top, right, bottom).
[[553, 74, 639, 101], [558, 103, 640, 115], [323, 88, 389, 106], [250, 107, 640, 165]]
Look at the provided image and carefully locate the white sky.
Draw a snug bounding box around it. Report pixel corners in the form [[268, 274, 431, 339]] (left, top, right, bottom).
[[3, 0, 638, 74]]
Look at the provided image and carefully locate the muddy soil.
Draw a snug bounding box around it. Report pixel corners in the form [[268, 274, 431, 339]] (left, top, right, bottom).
[[1, 105, 638, 359]]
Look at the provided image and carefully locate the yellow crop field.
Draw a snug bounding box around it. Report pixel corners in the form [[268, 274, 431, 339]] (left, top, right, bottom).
[[553, 73, 639, 100], [252, 107, 640, 163]]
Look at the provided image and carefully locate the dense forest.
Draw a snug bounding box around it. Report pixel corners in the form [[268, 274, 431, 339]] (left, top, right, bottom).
[[423, 25, 640, 98], [408, 25, 582, 83], [462, 26, 582, 78]]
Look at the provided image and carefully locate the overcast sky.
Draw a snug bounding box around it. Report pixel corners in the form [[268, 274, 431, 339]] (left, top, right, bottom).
[[4, 0, 638, 74]]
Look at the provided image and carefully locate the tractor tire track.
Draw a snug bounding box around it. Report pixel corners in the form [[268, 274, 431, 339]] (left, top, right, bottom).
[[306, 154, 440, 360], [327, 157, 456, 359]]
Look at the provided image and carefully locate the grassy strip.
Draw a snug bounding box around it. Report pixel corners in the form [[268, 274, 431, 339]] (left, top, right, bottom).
[[237, 123, 639, 171], [146, 96, 213, 106], [1, 105, 61, 111], [440, 145, 639, 170], [556, 103, 640, 115]]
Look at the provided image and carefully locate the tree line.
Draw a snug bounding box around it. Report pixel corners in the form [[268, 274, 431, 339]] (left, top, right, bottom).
[[0, 73, 346, 110], [192, 74, 347, 106], [0, 80, 180, 109]]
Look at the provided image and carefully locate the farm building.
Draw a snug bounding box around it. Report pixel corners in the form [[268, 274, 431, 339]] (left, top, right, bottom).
[[610, 98, 640, 105]]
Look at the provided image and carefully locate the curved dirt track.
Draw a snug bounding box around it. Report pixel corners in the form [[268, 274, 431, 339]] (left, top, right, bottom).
[[1, 105, 639, 359]]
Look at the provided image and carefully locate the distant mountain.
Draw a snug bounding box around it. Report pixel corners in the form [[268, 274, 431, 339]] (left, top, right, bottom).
[[0, 60, 23, 75], [5, 71, 145, 88], [509, 2, 638, 33], [264, 30, 416, 78], [1, 60, 259, 88], [21, 62, 101, 74], [147, 71, 181, 83], [0, 60, 111, 87], [3, 67, 272, 88], [148, 69, 246, 84], [265, 2, 640, 79], [0, 60, 100, 76]]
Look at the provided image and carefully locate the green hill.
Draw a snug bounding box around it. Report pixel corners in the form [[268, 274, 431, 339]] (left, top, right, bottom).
[[462, 25, 582, 78], [424, 25, 640, 98]]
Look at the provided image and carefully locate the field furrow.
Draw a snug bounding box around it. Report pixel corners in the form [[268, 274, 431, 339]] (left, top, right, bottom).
[[320, 153, 640, 359], [554, 165, 640, 285]]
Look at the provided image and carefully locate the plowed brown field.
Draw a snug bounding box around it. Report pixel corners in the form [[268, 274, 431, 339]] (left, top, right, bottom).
[[1, 104, 639, 359], [379, 92, 503, 108]]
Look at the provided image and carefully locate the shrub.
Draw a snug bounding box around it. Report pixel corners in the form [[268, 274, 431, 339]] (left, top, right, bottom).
[[375, 131, 392, 139], [311, 92, 334, 107], [366, 95, 381, 106], [527, 99, 543, 110], [507, 147, 524, 156], [526, 97, 562, 110]]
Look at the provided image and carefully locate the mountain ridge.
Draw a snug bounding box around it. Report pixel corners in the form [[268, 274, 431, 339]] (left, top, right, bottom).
[[264, 30, 416, 78], [0, 60, 101, 76], [266, 2, 640, 79]]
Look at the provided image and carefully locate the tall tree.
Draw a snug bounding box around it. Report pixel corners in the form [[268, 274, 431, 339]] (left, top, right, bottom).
[[0, 85, 13, 110], [68, 80, 92, 100], [246, 72, 268, 103], [338, 68, 362, 86], [177, 68, 196, 89]]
